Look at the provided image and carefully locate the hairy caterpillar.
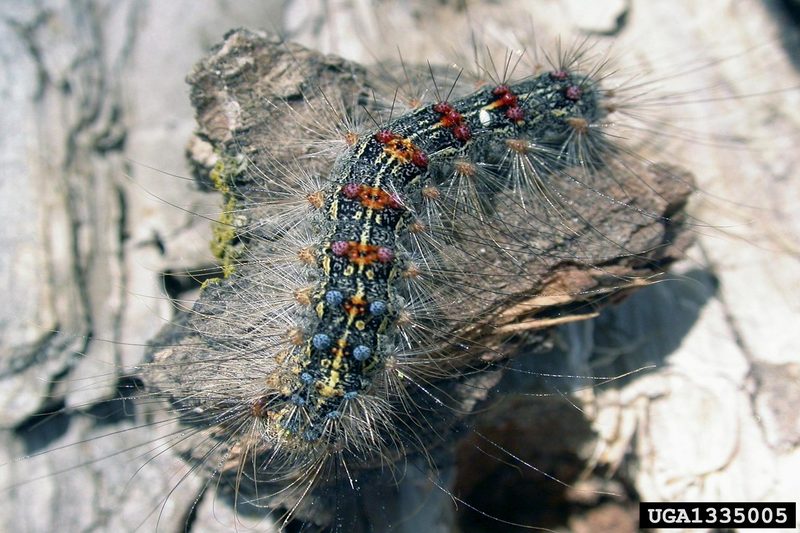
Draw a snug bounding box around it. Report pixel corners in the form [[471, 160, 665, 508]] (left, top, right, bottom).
[[144, 30, 697, 529], [2, 1, 800, 532]]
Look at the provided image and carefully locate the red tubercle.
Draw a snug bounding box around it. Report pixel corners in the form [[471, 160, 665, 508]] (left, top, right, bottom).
[[342, 182, 361, 199], [377, 247, 395, 263], [331, 241, 350, 257], [499, 92, 518, 107], [565, 85, 583, 101], [433, 100, 470, 142], [433, 101, 453, 114], [550, 69, 569, 81], [505, 106, 525, 121], [453, 124, 472, 141], [492, 85, 510, 96], [491, 85, 521, 121], [435, 102, 463, 127], [411, 150, 429, 168], [375, 130, 395, 144]]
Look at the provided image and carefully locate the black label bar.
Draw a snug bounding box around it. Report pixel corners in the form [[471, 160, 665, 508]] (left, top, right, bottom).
[[640, 502, 796, 529]]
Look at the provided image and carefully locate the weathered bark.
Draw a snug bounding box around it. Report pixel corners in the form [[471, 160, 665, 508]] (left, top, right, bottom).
[[1, 1, 798, 532]]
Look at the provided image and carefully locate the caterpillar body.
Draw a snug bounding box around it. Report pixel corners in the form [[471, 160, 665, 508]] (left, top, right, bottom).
[[143, 31, 694, 529], [271, 71, 600, 443]]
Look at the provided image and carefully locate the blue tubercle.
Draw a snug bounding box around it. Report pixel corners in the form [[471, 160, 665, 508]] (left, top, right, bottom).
[[325, 290, 344, 305], [312, 333, 331, 350], [353, 345, 372, 361], [369, 300, 387, 315], [291, 394, 306, 406]]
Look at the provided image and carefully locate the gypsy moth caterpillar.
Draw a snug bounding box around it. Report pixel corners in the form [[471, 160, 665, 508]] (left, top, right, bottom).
[[1, 0, 800, 523]]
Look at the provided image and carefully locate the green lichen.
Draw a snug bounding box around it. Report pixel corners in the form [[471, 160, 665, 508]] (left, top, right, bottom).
[[209, 156, 232, 194], [203, 152, 247, 287]]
